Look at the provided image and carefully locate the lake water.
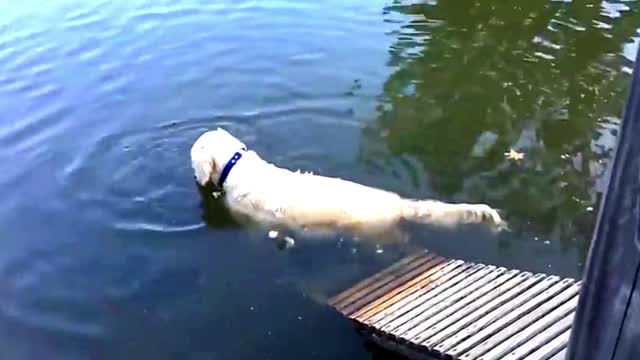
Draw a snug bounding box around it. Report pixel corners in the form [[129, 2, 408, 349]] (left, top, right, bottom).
[[0, 0, 638, 358]]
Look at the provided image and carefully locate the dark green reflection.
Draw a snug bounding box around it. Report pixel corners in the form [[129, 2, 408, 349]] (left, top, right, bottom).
[[368, 0, 639, 256]]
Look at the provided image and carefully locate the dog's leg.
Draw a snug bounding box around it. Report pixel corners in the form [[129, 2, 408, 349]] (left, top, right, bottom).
[[401, 199, 505, 229]]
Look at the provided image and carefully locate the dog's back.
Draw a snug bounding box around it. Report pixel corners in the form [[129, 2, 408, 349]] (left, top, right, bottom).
[[225, 160, 406, 232]]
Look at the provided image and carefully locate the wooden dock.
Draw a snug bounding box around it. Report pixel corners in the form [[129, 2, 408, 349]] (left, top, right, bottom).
[[329, 250, 579, 360]]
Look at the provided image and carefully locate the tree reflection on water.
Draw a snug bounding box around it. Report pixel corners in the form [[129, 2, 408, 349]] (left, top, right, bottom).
[[367, 0, 639, 258]]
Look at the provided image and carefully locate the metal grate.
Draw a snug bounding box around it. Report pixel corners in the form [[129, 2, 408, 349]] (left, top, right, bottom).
[[329, 250, 579, 360]]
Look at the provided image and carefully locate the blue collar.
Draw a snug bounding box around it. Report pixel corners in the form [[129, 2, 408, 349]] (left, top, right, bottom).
[[218, 151, 243, 188]]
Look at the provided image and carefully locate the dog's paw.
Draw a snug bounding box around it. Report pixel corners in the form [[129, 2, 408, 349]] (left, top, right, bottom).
[[268, 230, 296, 250], [279, 236, 296, 250], [468, 204, 507, 229]]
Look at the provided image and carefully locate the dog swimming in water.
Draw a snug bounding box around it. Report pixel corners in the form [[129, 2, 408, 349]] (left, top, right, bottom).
[[191, 128, 505, 247]]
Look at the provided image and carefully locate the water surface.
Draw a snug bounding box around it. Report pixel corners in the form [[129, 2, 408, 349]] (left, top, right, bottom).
[[0, 0, 638, 358]]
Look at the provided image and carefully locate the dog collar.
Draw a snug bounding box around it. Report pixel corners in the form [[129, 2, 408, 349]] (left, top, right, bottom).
[[218, 151, 244, 188]]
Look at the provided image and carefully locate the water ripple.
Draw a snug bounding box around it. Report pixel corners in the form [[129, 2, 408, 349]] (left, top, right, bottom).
[[62, 2, 111, 30], [0, 248, 107, 339], [0, 243, 198, 341], [58, 121, 212, 234], [0, 102, 74, 156]]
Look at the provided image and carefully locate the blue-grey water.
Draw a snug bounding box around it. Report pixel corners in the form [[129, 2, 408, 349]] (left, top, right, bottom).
[[0, 0, 638, 359]]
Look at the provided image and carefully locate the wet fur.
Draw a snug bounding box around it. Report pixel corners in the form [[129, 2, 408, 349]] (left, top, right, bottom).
[[191, 128, 505, 245]]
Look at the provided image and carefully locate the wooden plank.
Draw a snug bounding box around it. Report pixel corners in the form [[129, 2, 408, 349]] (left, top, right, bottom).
[[328, 251, 580, 360], [388, 265, 501, 337], [482, 288, 578, 359], [379, 263, 490, 334], [402, 267, 516, 342], [508, 320, 572, 360], [329, 251, 429, 308], [446, 277, 570, 358], [352, 256, 448, 321], [417, 270, 529, 347], [481, 294, 578, 360], [367, 260, 474, 328], [331, 251, 433, 311], [430, 272, 546, 353], [546, 347, 567, 360], [341, 253, 444, 316], [460, 282, 579, 360], [365, 259, 472, 327], [334, 253, 437, 313]]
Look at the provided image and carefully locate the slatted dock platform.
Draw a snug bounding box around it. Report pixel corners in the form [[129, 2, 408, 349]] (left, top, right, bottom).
[[329, 250, 579, 360]]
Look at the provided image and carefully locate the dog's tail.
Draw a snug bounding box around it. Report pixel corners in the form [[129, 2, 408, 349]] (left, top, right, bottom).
[[400, 199, 505, 229]]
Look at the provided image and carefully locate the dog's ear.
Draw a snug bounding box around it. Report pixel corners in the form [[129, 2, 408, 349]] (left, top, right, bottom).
[[193, 157, 216, 186]]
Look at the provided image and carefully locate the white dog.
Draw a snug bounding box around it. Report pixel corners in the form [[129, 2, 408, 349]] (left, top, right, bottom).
[[191, 128, 504, 245]]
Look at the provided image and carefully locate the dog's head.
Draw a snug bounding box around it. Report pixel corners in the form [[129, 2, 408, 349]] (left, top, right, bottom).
[[190, 128, 247, 187]]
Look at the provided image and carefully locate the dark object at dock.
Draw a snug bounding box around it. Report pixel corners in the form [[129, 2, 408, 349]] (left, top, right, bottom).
[[565, 44, 640, 360]]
